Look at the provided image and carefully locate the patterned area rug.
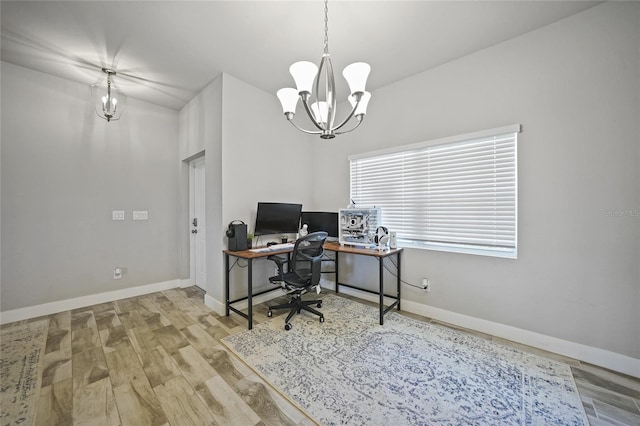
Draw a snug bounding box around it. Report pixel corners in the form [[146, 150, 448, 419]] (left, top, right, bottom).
[[222, 295, 588, 426], [0, 319, 49, 426]]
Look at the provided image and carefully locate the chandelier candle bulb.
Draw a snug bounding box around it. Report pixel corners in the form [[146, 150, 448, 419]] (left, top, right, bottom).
[[290, 61, 319, 94], [277, 88, 300, 115], [342, 62, 371, 94]]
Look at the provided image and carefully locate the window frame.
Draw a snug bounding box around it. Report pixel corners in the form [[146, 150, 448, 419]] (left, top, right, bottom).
[[349, 124, 520, 259]]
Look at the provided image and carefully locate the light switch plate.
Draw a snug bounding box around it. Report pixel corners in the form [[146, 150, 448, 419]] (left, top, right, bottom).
[[112, 211, 125, 221], [133, 211, 148, 220]]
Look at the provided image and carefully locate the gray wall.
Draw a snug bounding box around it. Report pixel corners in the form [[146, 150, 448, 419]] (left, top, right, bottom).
[[178, 73, 314, 306], [178, 74, 223, 304], [1, 62, 180, 311], [312, 2, 639, 359]]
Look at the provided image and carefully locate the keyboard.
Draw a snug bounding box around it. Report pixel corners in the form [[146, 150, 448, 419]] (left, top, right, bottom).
[[249, 242, 294, 253]]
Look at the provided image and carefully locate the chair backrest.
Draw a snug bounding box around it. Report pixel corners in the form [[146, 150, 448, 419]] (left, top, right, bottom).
[[290, 231, 328, 286]]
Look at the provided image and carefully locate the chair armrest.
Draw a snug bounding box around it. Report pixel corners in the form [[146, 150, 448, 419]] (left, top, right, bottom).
[[267, 255, 289, 283], [267, 254, 289, 266]]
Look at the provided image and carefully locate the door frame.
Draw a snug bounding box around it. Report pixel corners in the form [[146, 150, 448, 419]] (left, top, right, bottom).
[[189, 155, 206, 290]]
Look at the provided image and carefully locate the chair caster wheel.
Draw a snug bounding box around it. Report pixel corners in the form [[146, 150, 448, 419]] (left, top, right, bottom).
[[319, 316, 325, 323], [267, 311, 273, 317], [316, 303, 322, 308], [284, 323, 292, 331]]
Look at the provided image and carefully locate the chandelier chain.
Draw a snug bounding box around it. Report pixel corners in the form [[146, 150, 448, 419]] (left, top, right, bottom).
[[323, 0, 329, 54]]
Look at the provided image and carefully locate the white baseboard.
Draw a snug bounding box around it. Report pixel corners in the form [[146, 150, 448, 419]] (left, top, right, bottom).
[[179, 278, 194, 288], [0, 279, 181, 324], [204, 294, 225, 315], [337, 286, 640, 379]]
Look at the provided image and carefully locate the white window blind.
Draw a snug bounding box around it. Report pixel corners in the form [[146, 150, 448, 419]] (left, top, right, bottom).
[[349, 125, 519, 258]]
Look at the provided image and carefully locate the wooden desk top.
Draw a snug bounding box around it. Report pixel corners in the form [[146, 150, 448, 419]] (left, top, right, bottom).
[[224, 241, 402, 259], [323, 241, 402, 257], [223, 246, 292, 259]]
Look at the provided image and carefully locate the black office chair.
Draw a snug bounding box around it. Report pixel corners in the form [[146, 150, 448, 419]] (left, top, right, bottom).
[[267, 231, 328, 330]]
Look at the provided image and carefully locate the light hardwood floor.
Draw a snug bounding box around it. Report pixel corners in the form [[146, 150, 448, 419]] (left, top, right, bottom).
[[3, 286, 639, 425]]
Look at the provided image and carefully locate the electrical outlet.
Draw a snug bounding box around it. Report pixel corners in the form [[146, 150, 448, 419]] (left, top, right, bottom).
[[114, 267, 123, 280], [422, 278, 431, 292]]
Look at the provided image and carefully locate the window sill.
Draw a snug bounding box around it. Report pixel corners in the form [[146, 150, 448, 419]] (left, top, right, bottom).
[[399, 240, 517, 259]]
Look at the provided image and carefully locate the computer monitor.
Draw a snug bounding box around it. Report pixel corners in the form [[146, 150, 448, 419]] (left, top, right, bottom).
[[254, 202, 303, 236], [300, 211, 339, 240]]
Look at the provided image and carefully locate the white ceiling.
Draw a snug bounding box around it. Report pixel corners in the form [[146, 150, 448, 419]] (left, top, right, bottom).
[[1, 1, 602, 111]]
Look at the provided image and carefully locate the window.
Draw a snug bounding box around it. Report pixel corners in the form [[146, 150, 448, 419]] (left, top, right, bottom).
[[349, 125, 520, 258]]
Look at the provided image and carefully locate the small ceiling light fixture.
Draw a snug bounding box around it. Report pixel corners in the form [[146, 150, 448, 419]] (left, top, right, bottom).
[[277, 0, 371, 139], [90, 68, 125, 122]]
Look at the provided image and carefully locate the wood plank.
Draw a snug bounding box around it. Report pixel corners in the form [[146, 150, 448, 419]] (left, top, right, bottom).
[[95, 310, 122, 331], [185, 312, 231, 340], [162, 289, 210, 316], [155, 302, 194, 330], [71, 327, 101, 355], [89, 302, 117, 315], [34, 379, 73, 426], [41, 311, 73, 387], [72, 346, 109, 391], [178, 286, 206, 302], [201, 346, 254, 385], [126, 326, 160, 353], [233, 374, 307, 426], [153, 293, 194, 330], [186, 310, 225, 329], [72, 377, 120, 426], [129, 296, 161, 318], [195, 375, 262, 426], [138, 346, 182, 388], [203, 324, 230, 340], [154, 376, 215, 425], [144, 312, 171, 330], [104, 344, 147, 387], [180, 323, 223, 353], [152, 325, 189, 355], [117, 311, 148, 330], [41, 350, 72, 387], [71, 311, 96, 331], [99, 325, 132, 352], [172, 345, 218, 387], [112, 378, 168, 426], [44, 311, 71, 354], [113, 298, 136, 314]]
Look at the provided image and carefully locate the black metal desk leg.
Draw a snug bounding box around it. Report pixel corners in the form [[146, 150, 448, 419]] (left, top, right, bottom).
[[334, 252, 340, 293], [379, 257, 384, 325], [248, 259, 253, 330], [397, 252, 401, 311], [225, 254, 230, 316]]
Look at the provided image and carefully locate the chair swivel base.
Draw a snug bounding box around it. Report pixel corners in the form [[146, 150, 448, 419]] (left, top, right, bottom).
[[267, 297, 324, 330]]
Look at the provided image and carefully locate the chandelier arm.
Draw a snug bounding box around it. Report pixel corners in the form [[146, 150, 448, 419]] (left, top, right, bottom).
[[331, 98, 360, 132], [300, 95, 326, 131], [335, 117, 364, 135], [287, 119, 323, 135]]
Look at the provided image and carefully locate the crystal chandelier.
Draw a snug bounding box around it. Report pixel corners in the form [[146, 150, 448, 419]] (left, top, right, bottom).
[[90, 68, 126, 122], [277, 0, 371, 139]]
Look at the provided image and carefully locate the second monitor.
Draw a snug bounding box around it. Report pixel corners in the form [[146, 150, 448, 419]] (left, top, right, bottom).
[[301, 211, 339, 241]]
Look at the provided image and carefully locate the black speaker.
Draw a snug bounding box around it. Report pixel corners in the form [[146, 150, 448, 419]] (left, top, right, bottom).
[[227, 220, 248, 251]]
